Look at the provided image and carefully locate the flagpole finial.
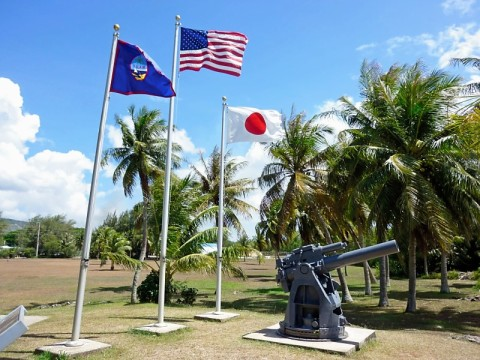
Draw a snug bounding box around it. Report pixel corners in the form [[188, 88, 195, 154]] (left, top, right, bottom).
[[113, 24, 120, 32], [176, 15, 181, 21], [222, 96, 227, 102]]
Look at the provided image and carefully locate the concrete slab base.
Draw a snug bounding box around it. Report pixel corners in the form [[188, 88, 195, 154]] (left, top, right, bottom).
[[0, 315, 48, 327], [135, 322, 186, 334], [194, 311, 240, 322], [243, 324, 376, 355], [23, 316, 48, 327], [35, 339, 111, 357]]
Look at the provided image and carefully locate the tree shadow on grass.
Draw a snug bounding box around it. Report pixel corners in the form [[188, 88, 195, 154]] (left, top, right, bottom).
[[197, 297, 287, 315], [449, 282, 477, 290], [246, 275, 276, 283], [21, 332, 73, 339], [342, 302, 480, 334], [113, 315, 192, 323], [0, 350, 32, 359], [90, 286, 131, 293], [248, 275, 275, 281], [387, 289, 472, 301], [26, 300, 74, 310], [196, 286, 288, 315]]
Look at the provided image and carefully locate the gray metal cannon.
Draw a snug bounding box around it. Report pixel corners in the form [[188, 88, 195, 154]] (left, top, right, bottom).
[[276, 240, 399, 340]]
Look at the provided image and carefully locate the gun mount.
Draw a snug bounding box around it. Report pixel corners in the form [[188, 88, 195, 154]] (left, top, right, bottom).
[[276, 240, 399, 340]]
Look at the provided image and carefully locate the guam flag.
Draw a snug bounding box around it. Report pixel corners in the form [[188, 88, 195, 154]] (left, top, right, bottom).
[[110, 40, 175, 98]]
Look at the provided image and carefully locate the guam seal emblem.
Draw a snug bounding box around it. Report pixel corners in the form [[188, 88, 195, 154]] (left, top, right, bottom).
[[130, 55, 148, 80]]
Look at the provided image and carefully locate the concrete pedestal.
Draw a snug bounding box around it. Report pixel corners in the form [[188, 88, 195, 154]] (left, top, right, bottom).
[[243, 324, 376, 355], [35, 339, 111, 357]]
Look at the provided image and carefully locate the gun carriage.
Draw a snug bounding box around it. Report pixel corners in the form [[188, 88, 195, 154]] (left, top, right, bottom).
[[276, 240, 399, 340]]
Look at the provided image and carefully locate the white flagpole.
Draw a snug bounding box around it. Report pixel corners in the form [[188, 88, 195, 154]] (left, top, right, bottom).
[[215, 96, 228, 314], [69, 24, 119, 344], [156, 15, 181, 326]]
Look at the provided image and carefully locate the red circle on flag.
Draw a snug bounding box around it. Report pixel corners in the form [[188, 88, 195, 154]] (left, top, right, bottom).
[[244, 112, 267, 135]]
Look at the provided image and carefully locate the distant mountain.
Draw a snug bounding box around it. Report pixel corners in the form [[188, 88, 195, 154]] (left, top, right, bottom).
[[1, 218, 28, 232]]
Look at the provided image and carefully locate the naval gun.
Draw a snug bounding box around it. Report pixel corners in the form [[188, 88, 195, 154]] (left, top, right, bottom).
[[276, 240, 399, 340]]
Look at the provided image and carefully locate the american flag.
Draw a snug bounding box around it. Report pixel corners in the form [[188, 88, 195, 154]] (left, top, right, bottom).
[[180, 27, 248, 77]]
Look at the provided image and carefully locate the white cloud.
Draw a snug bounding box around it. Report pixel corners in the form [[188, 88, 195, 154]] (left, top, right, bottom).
[[386, 35, 415, 55], [0, 77, 95, 225], [356, 43, 377, 51], [383, 24, 480, 69], [434, 24, 480, 68], [442, 0, 476, 15], [106, 124, 123, 148], [173, 128, 203, 154], [0, 79, 40, 155], [314, 99, 350, 144]]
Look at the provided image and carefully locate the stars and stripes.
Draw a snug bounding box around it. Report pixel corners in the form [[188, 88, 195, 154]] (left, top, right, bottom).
[[180, 27, 248, 77]]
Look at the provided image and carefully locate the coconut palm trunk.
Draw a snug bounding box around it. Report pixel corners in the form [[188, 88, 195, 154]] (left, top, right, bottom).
[[440, 249, 450, 293], [318, 215, 353, 303], [424, 252, 429, 276], [378, 256, 389, 307], [405, 236, 417, 312], [131, 189, 149, 303]]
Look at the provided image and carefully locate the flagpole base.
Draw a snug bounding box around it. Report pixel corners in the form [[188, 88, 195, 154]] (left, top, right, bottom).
[[194, 311, 240, 322], [35, 339, 111, 357], [135, 322, 186, 334]]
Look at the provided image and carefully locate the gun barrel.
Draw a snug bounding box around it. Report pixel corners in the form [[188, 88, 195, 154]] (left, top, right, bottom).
[[318, 242, 347, 254], [323, 240, 399, 272]]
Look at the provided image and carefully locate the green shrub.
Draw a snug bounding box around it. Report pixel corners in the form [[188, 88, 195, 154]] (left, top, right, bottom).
[[447, 270, 459, 280], [472, 268, 480, 281], [0, 249, 15, 258], [35, 351, 70, 359], [420, 271, 460, 280], [178, 288, 198, 305], [474, 280, 480, 291], [137, 270, 197, 305], [137, 270, 159, 303], [421, 272, 441, 279], [21, 247, 36, 258], [389, 257, 407, 278]]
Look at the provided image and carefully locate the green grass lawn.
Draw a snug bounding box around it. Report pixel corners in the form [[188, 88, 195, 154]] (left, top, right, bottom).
[[1, 258, 479, 359]]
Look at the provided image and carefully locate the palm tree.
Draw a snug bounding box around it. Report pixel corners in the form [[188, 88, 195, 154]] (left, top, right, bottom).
[[258, 112, 332, 248], [334, 60, 480, 312], [451, 57, 480, 111], [191, 146, 256, 235], [258, 114, 354, 301], [92, 226, 138, 271], [252, 223, 269, 252], [141, 174, 246, 302], [256, 199, 283, 254], [233, 235, 263, 263], [102, 105, 182, 303]]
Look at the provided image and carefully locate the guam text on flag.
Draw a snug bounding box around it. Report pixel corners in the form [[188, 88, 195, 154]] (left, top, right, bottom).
[[110, 40, 175, 97], [227, 107, 284, 143], [180, 28, 248, 77]]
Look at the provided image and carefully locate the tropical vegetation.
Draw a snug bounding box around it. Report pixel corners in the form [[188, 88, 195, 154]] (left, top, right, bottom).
[[2, 57, 480, 315], [101, 105, 182, 303]]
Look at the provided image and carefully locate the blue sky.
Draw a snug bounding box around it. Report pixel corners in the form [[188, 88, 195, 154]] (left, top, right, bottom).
[[1, 0, 480, 237]]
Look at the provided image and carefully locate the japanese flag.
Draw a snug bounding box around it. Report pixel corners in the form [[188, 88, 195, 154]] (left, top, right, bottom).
[[227, 107, 284, 143]]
